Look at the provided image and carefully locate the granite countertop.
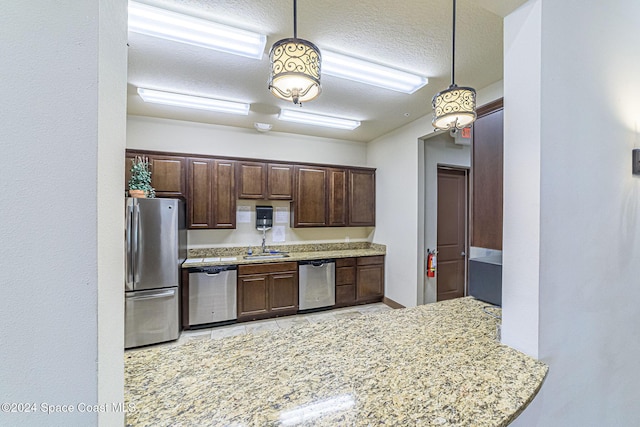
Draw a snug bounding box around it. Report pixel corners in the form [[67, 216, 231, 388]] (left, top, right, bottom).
[[182, 242, 386, 268], [124, 297, 547, 426]]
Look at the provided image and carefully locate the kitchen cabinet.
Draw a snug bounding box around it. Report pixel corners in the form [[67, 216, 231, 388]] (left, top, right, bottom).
[[237, 162, 294, 200], [471, 99, 504, 250], [335, 257, 356, 307], [335, 256, 384, 306], [237, 161, 267, 199], [267, 163, 293, 200], [328, 168, 348, 227], [237, 262, 298, 321], [356, 255, 385, 303], [292, 166, 328, 227], [125, 151, 187, 198], [187, 158, 236, 229], [349, 169, 376, 226]]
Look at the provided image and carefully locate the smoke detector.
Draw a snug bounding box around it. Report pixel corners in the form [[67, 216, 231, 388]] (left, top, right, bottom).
[[254, 122, 272, 133]]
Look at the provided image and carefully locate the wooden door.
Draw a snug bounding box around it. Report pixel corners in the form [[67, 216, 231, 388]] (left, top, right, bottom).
[[436, 167, 468, 301], [293, 166, 327, 227], [348, 169, 376, 226], [267, 163, 293, 200], [237, 161, 266, 199], [213, 160, 236, 229], [328, 168, 348, 226], [187, 158, 213, 228]]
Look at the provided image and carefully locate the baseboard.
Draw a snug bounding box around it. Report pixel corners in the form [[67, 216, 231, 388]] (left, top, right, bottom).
[[382, 297, 405, 309]]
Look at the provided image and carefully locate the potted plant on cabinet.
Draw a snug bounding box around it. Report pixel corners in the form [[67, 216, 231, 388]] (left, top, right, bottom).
[[128, 156, 155, 198]]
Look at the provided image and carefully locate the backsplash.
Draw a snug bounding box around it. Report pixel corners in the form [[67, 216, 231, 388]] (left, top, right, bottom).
[[187, 200, 374, 250]]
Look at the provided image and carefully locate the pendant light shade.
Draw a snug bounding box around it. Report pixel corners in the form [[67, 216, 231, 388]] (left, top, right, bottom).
[[432, 0, 476, 130], [268, 0, 321, 105]]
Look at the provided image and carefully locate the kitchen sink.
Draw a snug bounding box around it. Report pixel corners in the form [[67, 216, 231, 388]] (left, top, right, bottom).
[[243, 253, 290, 260]]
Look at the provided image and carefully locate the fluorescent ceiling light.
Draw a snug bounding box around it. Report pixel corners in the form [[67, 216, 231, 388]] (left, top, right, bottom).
[[128, 1, 267, 60], [322, 50, 428, 94], [279, 109, 361, 130], [137, 88, 250, 115]]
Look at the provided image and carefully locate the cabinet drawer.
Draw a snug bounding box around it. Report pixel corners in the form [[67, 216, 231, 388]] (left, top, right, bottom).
[[336, 266, 355, 285], [239, 261, 297, 276], [336, 257, 356, 267], [357, 255, 385, 266]]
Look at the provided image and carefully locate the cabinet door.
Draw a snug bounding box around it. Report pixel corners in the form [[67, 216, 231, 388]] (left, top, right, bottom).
[[187, 158, 213, 228], [328, 168, 348, 227], [238, 275, 269, 320], [237, 162, 266, 199], [269, 272, 298, 314], [293, 166, 327, 227], [356, 258, 384, 303], [213, 160, 236, 229], [471, 103, 504, 250], [348, 169, 376, 226], [267, 163, 294, 200], [149, 155, 186, 198]]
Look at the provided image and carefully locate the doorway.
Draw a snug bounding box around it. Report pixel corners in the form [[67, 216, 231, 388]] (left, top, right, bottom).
[[436, 166, 468, 301]]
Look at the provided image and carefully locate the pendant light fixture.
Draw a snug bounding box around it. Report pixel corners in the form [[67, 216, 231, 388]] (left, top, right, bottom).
[[268, 0, 321, 105], [432, 0, 476, 130]]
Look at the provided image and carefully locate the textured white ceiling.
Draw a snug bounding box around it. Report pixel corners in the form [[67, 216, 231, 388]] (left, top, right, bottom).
[[127, 0, 518, 142]]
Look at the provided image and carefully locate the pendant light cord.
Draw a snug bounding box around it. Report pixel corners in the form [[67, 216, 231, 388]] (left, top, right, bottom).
[[451, 0, 456, 87], [293, 0, 298, 39]]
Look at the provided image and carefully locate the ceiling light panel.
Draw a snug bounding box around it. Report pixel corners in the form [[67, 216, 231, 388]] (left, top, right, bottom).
[[128, 1, 267, 59], [322, 50, 428, 94], [137, 88, 250, 115], [279, 109, 361, 130]]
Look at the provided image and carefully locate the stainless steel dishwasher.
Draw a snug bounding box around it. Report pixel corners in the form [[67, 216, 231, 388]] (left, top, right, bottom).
[[298, 259, 335, 310], [188, 265, 237, 327]]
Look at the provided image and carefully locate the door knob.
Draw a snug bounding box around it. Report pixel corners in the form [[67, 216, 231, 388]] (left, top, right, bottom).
[[461, 251, 466, 257]]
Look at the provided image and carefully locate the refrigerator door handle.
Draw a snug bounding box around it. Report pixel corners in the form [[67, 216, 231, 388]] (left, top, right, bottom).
[[133, 203, 141, 285], [125, 203, 134, 291], [127, 289, 176, 301]]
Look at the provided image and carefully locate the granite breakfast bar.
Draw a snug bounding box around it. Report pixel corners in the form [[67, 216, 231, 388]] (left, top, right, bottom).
[[124, 297, 547, 426]]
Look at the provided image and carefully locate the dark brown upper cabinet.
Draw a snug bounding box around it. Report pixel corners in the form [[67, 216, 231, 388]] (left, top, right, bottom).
[[328, 168, 348, 227], [236, 161, 293, 200], [348, 169, 376, 226], [125, 151, 186, 198], [237, 161, 267, 199], [187, 157, 236, 229], [471, 99, 504, 250], [267, 163, 294, 200], [292, 166, 328, 227]]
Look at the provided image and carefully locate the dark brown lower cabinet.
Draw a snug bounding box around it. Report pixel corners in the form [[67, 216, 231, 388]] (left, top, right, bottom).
[[335, 256, 384, 306], [237, 262, 298, 322], [356, 256, 385, 303]]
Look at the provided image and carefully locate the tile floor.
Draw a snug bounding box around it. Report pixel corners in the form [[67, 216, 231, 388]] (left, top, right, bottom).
[[155, 302, 393, 350]]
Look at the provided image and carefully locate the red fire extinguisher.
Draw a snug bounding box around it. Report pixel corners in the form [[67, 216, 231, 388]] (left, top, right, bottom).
[[426, 249, 437, 278]]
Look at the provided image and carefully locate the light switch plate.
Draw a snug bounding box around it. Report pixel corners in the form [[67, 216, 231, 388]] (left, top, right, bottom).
[[633, 149, 640, 175]]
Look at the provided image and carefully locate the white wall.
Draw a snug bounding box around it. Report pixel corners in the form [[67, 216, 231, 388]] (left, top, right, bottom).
[[368, 84, 502, 308], [0, 1, 126, 426], [97, 1, 128, 426], [127, 115, 372, 247], [127, 115, 367, 166], [422, 134, 471, 303], [505, 0, 640, 425], [501, 0, 542, 359]]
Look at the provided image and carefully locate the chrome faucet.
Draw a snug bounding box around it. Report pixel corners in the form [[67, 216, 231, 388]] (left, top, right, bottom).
[[261, 233, 267, 253]]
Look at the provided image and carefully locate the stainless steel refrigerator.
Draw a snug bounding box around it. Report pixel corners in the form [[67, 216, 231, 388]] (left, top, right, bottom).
[[125, 198, 186, 348]]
